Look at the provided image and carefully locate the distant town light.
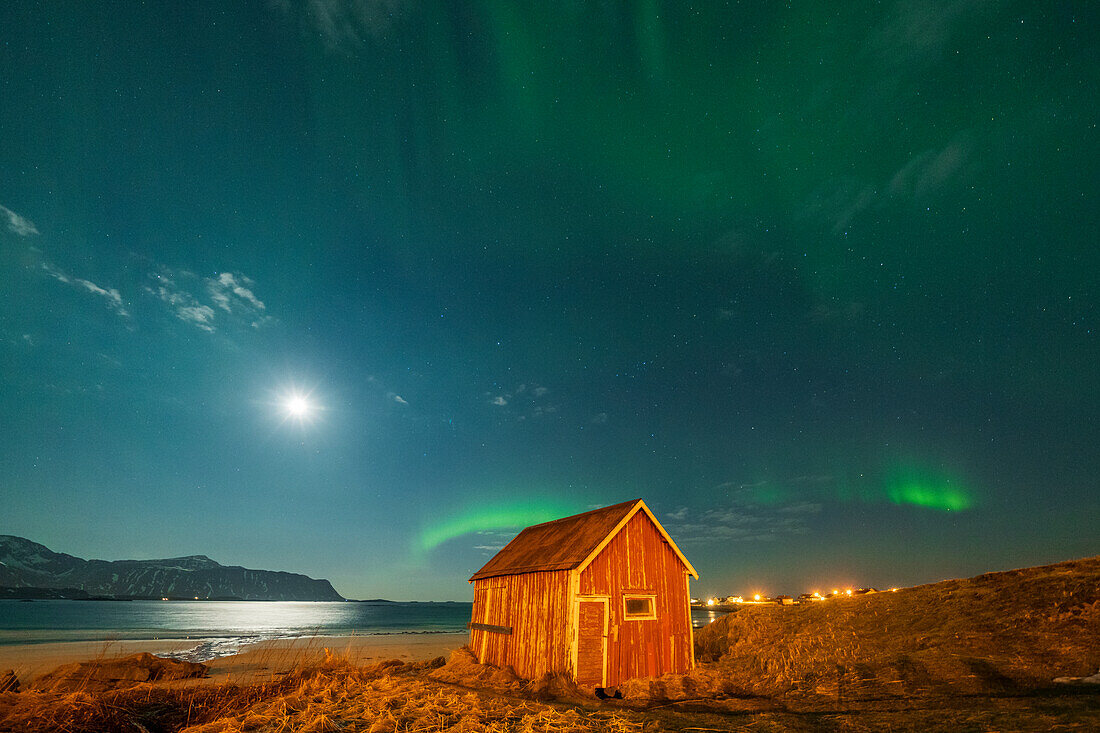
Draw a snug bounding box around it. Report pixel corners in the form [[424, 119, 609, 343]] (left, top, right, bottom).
[[891, 587, 899, 592], [706, 598, 715, 606], [846, 589, 853, 596], [754, 594, 761, 601], [832, 589, 839, 595]]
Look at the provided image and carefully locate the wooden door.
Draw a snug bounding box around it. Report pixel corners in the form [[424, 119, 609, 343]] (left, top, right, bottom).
[[575, 599, 607, 686]]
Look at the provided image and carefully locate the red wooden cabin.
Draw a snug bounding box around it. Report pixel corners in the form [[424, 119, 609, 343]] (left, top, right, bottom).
[[467, 499, 698, 687]]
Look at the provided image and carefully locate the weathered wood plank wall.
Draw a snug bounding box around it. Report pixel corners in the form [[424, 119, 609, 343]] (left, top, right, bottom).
[[579, 512, 693, 685], [469, 569, 572, 679]]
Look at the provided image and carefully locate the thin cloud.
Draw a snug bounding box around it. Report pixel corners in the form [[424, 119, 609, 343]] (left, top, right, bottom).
[[869, 0, 976, 68], [392, 393, 409, 405], [208, 272, 266, 313], [474, 530, 518, 552], [664, 496, 822, 546], [148, 269, 272, 332], [43, 263, 129, 318], [176, 305, 217, 332], [0, 204, 38, 236], [75, 279, 128, 317], [487, 381, 561, 421], [789, 474, 836, 485], [147, 274, 216, 332], [274, 0, 411, 52], [807, 134, 972, 233], [778, 501, 825, 515], [888, 137, 971, 201]]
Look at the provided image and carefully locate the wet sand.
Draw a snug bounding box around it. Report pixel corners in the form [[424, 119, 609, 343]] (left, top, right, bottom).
[[0, 633, 469, 686]]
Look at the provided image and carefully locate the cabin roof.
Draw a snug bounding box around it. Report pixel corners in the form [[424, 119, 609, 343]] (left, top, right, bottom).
[[469, 498, 697, 581]]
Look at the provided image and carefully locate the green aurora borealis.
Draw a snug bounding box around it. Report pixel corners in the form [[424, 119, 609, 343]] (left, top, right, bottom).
[[418, 498, 586, 555], [0, 2, 1096, 599], [415, 460, 975, 557]]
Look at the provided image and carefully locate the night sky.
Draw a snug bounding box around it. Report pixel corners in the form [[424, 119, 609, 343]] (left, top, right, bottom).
[[1, 2, 1096, 601]]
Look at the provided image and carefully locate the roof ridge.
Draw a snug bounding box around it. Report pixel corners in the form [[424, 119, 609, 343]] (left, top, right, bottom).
[[520, 498, 641, 530]]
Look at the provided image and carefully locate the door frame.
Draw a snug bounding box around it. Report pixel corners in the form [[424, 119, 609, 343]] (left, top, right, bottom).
[[572, 595, 609, 687]]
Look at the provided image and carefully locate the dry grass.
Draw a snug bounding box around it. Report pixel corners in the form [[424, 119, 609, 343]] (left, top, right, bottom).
[[0, 651, 651, 733], [2, 647, 1096, 732], [693, 555, 1100, 700]]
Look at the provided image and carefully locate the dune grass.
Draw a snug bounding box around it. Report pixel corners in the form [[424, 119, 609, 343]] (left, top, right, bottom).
[[0, 649, 648, 732], [3, 645, 1095, 732], [692, 555, 1100, 700]]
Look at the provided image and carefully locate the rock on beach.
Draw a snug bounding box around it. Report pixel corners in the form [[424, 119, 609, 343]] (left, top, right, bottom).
[[30, 652, 207, 693]]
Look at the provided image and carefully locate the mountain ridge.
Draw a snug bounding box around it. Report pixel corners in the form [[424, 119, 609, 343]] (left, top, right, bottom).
[[0, 535, 344, 601]]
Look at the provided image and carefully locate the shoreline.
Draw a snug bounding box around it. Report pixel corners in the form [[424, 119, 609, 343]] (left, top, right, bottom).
[[0, 627, 470, 647], [0, 632, 470, 686]]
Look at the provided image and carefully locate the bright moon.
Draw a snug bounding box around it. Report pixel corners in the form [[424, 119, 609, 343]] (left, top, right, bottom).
[[285, 395, 311, 417]]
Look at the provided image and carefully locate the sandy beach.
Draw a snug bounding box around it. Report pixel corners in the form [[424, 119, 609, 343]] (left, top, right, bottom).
[[0, 632, 469, 686]]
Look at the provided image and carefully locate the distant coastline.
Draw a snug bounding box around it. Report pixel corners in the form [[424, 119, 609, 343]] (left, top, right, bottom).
[[1, 534, 344, 602], [1, 589, 466, 602], [1, 587, 356, 602]]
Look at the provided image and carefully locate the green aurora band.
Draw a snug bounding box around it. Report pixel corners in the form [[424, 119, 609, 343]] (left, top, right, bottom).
[[418, 499, 585, 554], [883, 467, 974, 511], [740, 464, 975, 513], [420, 466, 972, 558]]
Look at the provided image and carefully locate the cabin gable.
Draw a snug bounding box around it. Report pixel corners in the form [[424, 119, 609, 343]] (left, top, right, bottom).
[[577, 510, 694, 684]]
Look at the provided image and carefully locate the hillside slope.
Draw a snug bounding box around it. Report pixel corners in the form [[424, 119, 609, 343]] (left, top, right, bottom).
[[0, 535, 344, 601], [693, 555, 1100, 697]]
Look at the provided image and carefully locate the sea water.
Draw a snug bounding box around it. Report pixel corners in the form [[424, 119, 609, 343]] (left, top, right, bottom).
[[0, 600, 724, 661], [0, 600, 473, 658]]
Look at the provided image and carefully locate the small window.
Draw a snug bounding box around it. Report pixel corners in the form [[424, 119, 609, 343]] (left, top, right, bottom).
[[623, 594, 656, 620]]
